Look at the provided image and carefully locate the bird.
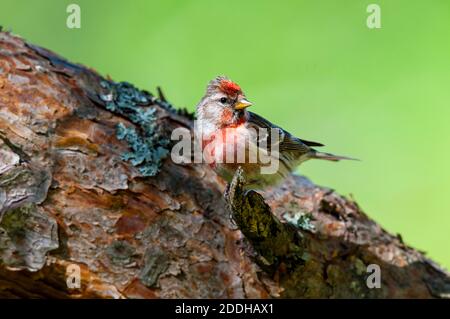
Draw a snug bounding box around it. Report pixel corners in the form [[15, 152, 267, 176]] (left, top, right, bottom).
[[195, 76, 356, 190]]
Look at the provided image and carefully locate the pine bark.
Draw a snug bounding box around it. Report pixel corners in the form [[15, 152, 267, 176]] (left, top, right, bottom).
[[0, 31, 449, 299]]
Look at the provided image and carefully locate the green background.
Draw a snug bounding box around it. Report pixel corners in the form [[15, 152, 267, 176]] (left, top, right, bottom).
[[1, 0, 449, 269]]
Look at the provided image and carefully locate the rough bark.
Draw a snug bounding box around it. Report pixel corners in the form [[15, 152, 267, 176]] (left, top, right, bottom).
[[0, 31, 449, 299]]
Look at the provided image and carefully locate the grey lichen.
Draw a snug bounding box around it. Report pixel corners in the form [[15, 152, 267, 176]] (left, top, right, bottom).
[[139, 247, 170, 288], [116, 122, 168, 177], [99, 81, 170, 177], [283, 211, 315, 232]]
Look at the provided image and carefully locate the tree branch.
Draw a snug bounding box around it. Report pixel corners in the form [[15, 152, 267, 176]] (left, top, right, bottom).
[[0, 31, 449, 298]]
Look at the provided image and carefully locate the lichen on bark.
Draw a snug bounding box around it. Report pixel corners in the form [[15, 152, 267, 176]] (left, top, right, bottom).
[[98, 81, 170, 177]]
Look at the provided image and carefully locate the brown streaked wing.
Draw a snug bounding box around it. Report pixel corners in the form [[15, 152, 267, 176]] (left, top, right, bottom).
[[246, 111, 319, 156]]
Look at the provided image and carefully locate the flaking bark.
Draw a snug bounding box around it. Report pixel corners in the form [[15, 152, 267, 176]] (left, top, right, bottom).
[[0, 31, 449, 298]]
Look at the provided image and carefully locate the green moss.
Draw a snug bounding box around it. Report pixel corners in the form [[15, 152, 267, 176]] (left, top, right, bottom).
[[353, 257, 367, 276], [0, 205, 30, 241], [99, 81, 170, 176], [228, 168, 306, 271]]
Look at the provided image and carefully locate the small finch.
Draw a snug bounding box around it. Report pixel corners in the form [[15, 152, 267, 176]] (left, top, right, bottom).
[[195, 76, 356, 190]]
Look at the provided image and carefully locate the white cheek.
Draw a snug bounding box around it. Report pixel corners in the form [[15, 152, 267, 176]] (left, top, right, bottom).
[[206, 104, 223, 117], [199, 105, 224, 135]]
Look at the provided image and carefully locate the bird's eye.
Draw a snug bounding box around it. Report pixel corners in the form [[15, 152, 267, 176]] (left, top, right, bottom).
[[220, 97, 228, 104]]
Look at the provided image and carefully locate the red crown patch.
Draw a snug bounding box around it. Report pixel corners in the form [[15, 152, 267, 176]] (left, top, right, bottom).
[[219, 80, 241, 95]]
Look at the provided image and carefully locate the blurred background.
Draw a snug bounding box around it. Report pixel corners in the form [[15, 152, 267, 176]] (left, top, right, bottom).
[[1, 0, 449, 269]]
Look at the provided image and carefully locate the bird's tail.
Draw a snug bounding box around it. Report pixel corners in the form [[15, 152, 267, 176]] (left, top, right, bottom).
[[310, 150, 359, 162]]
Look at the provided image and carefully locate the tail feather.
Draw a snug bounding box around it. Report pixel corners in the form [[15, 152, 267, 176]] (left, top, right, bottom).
[[310, 150, 359, 162]]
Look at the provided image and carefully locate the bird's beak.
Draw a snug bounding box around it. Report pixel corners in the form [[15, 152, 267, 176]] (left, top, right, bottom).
[[234, 98, 252, 110]]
